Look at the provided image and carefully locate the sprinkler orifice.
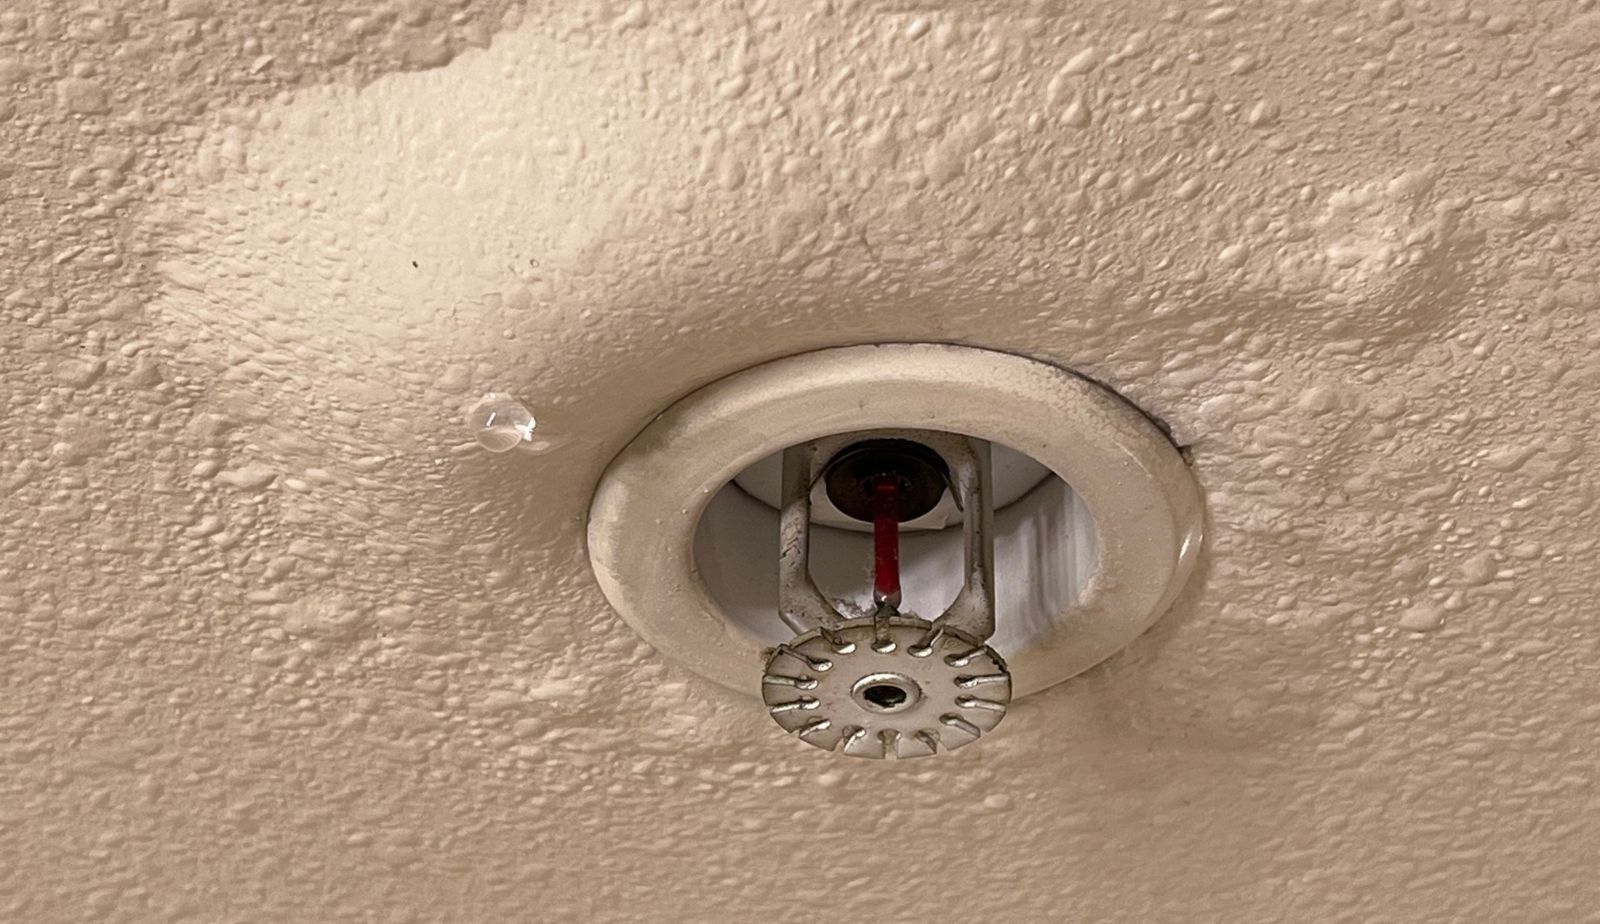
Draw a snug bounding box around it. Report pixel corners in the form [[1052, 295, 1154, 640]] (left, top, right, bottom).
[[761, 431, 1011, 759]]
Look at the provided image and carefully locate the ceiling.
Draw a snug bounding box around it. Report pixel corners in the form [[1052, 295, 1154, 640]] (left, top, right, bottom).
[[3, 0, 1598, 920]]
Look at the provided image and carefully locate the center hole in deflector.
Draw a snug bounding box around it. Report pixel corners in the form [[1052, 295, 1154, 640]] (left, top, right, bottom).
[[862, 684, 909, 709]]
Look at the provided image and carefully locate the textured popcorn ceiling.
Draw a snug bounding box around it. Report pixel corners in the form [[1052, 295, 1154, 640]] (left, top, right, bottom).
[[3, 0, 1599, 920]]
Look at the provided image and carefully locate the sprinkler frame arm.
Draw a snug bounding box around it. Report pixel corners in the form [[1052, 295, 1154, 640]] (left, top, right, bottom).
[[777, 430, 996, 642]]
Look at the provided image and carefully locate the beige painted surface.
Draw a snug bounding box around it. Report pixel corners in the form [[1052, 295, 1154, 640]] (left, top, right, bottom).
[[3, 0, 1598, 920]]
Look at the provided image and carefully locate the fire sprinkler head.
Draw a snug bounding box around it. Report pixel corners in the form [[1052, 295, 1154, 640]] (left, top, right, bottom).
[[586, 343, 1205, 760]]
